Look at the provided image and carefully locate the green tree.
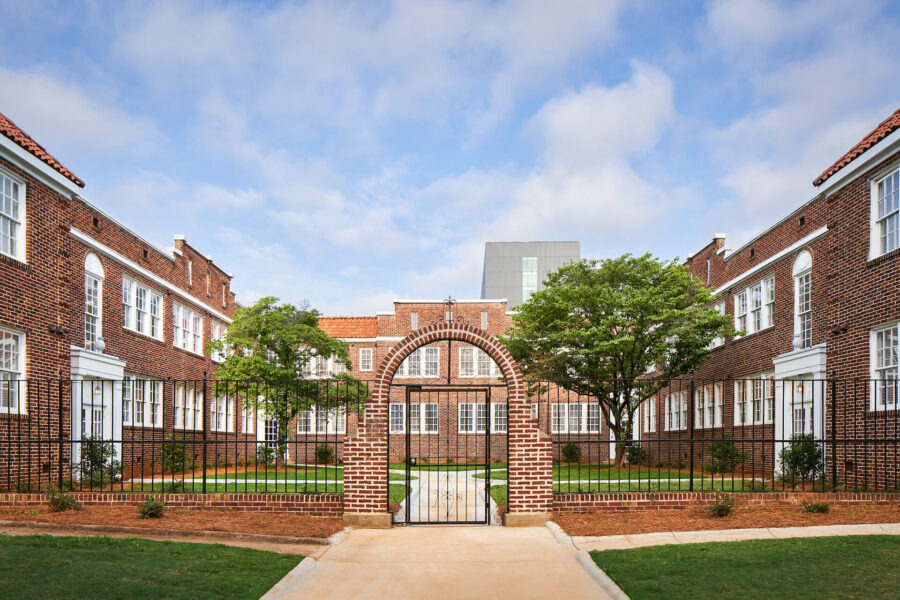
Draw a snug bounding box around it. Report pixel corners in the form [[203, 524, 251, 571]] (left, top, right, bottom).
[[502, 255, 735, 467], [208, 297, 367, 457]]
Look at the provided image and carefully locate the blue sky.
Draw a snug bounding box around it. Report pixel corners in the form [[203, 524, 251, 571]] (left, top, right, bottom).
[[1, 0, 898, 315]]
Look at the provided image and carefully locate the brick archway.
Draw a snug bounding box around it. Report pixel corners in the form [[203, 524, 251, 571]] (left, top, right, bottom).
[[343, 322, 553, 527]]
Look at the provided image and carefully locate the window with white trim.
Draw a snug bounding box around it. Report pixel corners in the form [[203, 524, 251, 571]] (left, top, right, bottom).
[[188, 260, 192, 286], [458, 402, 508, 433], [241, 405, 255, 434], [734, 275, 774, 337], [0, 327, 25, 414], [212, 395, 234, 432], [410, 312, 418, 330], [397, 347, 439, 377], [387, 403, 438, 434], [123, 278, 163, 340], [0, 170, 24, 261], [459, 347, 501, 378], [550, 403, 601, 434], [793, 251, 812, 350], [210, 322, 227, 362], [522, 256, 538, 302], [296, 405, 347, 434], [122, 376, 162, 428], [764, 276, 775, 327], [174, 383, 203, 430], [481, 311, 488, 330], [710, 301, 726, 348], [872, 323, 899, 411], [734, 290, 747, 335], [874, 166, 899, 257], [84, 254, 104, 352], [643, 397, 656, 433], [733, 375, 775, 426], [698, 383, 725, 428], [173, 303, 203, 354], [358, 347, 373, 371], [665, 392, 686, 431]]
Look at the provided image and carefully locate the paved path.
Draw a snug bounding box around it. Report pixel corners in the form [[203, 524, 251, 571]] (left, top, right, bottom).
[[285, 526, 612, 599]]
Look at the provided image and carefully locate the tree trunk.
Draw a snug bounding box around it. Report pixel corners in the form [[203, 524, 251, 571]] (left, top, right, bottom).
[[614, 440, 626, 468]]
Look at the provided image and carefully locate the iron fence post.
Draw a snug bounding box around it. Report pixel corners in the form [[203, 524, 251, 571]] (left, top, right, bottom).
[[202, 373, 208, 494], [58, 371, 64, 491], [485, 387, 491, 525], [688, 373, 695, 492], [831, 374, 838, 490]]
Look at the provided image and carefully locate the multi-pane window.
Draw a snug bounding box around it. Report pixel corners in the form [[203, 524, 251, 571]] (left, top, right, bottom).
[[241, 405, 254, 434], [746, 375, 775, 424], [458, 402, 508, 433], [796, 272, 812, 349], [212, 396, 234, 432], [765, 276, 775, 327], [876, 167, 899, 256], [735, 290, 747, 334], [694, 388, 705, 429], [643, 397, 656, 433], [522, 256, 538, 302], [389, 403, 439, 434], [296, 405, 347, 434], [459, 347, 501, 378], [665, 392, 686, 431], [210, 322, 227, 362], [550, 403, 601, 434], [172, 304, 203, 354], [735, 276, 775, 337], [174, 383, 203, 430], [389, 403, 405, 433], [84, 272, 102, 351], [410, 312, 418, 330], [397, 347, 439, 377], [481, 311, 488, 330], [710, 302, 726, 348], [873, 324, 899, 411], [0, 171, 23, 261], [0, 328, 24, 414], [750, 282, 763, 332], [122, 376, 163, 428], [358, 348, 373, 371], [123, 278, 163, 340]]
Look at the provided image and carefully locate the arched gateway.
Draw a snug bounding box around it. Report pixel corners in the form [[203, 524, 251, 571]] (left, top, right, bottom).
[[343, 322, 553, 527]]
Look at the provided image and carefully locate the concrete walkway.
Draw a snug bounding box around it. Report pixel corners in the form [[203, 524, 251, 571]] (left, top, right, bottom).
[[284, 526, 612, 599]]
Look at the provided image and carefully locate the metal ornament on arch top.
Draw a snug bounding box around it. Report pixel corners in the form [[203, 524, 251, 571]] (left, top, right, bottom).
[[341, 321, 554, 526]]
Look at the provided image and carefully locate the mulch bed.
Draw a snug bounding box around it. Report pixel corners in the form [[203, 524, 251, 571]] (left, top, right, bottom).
[[555, 503, 900, 537], [0, 504, 344, 538]]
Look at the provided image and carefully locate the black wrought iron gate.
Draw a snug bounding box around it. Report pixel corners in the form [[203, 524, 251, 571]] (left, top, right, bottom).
[[389, 385, 508, 525]]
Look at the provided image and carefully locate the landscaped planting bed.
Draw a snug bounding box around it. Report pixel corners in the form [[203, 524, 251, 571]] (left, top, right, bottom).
[[556, 503, 900, 536], [591, 535, 900, 600], [0, 534, 302, 600]]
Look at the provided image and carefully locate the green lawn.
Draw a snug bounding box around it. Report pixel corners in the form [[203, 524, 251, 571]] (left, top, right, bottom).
[[592, 535, 900, 600], [121, 482, 413, 498], [389, 461, 506, 472], [555, 478, 769, 493], [473, 465, 692, 481], [0, 534, 301, 600], [488, 484, 507, 507]]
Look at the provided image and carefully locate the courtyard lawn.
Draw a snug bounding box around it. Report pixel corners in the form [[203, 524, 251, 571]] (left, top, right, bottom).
[[488, 484, 508, 507], [555, 478, 770, 493], [472, 465, 694, 481], [389, 461, 506, 472], [0, 534, 301, 600], [591, 535, 900, 600]]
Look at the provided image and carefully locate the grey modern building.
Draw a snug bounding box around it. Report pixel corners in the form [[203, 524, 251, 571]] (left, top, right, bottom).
[[480, 241, 581, 308]]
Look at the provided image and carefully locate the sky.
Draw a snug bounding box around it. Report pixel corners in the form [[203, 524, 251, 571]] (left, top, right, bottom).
[[1, 0, 898, 316]]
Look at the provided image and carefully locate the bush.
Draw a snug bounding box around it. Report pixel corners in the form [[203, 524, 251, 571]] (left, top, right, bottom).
[[625, 443, 647, 465], [707, 493, 736, 517], [256, 445, 276, 465], [315, 444, 335, 464], [139, 496, 165, 519], [162, 435, 193, 474], [78, 437, 123, 486], [802, 500, 830, 513], [560, 443, 582, 463], [780, 434, 824, 481], [706, 435, 747, 474], [47, 488, 81, 512], [161, 481, 187, 493]]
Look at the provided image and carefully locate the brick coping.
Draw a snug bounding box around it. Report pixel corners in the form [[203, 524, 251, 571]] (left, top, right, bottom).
[[553, 491, 900, 512]]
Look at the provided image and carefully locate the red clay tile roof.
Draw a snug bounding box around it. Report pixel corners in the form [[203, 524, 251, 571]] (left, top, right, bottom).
[[0, 111, 84, 188], [814, 107, 900, 187], [318, 317, 378, 339]]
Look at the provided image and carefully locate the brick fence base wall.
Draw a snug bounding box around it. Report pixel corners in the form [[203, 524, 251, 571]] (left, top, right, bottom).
[[553, 492, 900, 513], [0, 493, 344, 517]]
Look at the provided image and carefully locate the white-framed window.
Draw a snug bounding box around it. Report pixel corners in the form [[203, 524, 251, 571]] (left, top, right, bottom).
[[764, 276, 775, 328], [206, 273, 210, 296], [694, 388, 704, 429], [734, 290, 747, 335], [522, 256, 538, 302], [550, 402, 601, 434], [872, 323, 899, 411], [212, 395, 234, 432], [793, 251, 812, 350], [410, 312, 418, 330], [122, 376, 162, 428], [699, 383, 724, 428], [188, 259, 192, 286], [459, 347, 501, 378], [122, 278, 163, 340], [710, 301, 726, 348], [358, 347, 373, 371], [389, 403, 405, 433], [872, 165, 899, 258], [458, 402, 508, 433], [84, 254, 104, 352], [387, 402, 439, 434], [174, 383, 203, 430], [0, 169, 24, 261], [665, 392, 686, 431], [241, 405, 255, 434], [396, 347, 439, 377], [304, 355, 346, 378], [331, 356, 346, 375], [296, 405, 347, 434], [643, 397, 656, 433], [0, 327, 25, 414], [210, 322, 228, 362], [734, 275, 775, 337], [481, 311, 488, 330], [173, 303, 203, 355], [733, 378, 774, 426]]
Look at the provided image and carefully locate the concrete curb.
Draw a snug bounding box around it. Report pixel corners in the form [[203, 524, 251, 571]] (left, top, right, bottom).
[[0, 519, 331, 546], [574, 550, 630, 600], [545, 520, 573, 545], [327, 526, 352, 545], [260, 557, 317, 600]]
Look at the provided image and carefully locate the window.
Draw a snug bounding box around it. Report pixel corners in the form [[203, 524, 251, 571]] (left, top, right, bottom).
[[122, 278, 163, 340], [481, 311, 488, 330], [390, 403, 405, 433], [874, 166, 899, 256], [0, 170, 24, 261], [493, 403, 508, 433], [173, 303, 203, 354], [397, 347, 439, 377], [206, 273, 210, 296], [643, 397, 656, 433], [387, 403, 438, 434], [710, 302, 726, 348], [123, 376, 163, 428], [188, 260, 192, 286], [765, 276, 775, 328], [522, 256, 538, 302], [793, 251, 812, 350], [873, 323, 899, 411], [459, 347, 501, 378], [697, 383, 725, 429], [0, 327, 24, 414], [550, 403, 600, 434], [737, 374, 776, 425], [458, 402, 508, 433], [665, 392, 686, 431], [735, 290, 747, 334], [241, 405, 255, 434], [84, 254, 104, 352], [410, 312, 418, 330], [359, 348, 373, 371], [734, 275, 775, 337], [222, 283, 226, 308], [331, 356, 346, 375], [212, 396, 234, 432], [694, 388, 705, 429], [174, 383, 203, 430], [210, 322, 227, 362], [296, 405, 347, 434]]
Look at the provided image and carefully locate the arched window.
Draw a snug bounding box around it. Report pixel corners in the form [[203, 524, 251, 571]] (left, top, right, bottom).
[[84, 253, 104, 352], [792, 251, 812, 350]]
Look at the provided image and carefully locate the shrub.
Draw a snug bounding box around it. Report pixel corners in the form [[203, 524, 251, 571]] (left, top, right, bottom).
[[625, 443, 647, 465], [161, 435, 193, 474], [560, 443, 582, 463], [139, 496, 165, 519], [706, 435, 747, 474], [779, 434, 824, 481], [162, 481, 187, 493], [707, 493, 736, 517], [256, 445, 276, 465], [802, 500, 830, 514], [47, 488, 81, 512], [78, 437, 123, 486], [315, 444, 335, 464]]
